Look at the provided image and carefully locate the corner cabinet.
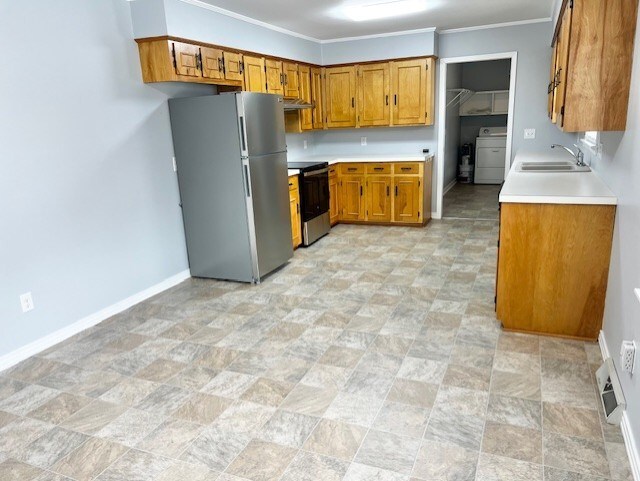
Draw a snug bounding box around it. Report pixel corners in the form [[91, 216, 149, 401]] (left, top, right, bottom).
[[548, 0, 639, 132]]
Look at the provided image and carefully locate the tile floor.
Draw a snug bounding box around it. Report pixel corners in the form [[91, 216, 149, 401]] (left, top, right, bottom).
[[443, 183, 501, 220], [0, 221, 632, 480]]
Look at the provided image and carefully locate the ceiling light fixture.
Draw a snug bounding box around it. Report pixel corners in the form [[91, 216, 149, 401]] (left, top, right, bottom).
[[342, 0, 428, 22]]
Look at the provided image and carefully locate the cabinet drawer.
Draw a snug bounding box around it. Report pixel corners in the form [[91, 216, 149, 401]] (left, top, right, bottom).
[[366, 163, 392, 175], [341, 163, 364, 175], [288, 176, 298, 191], [394, 163, 420, 175], [477, 147, 506, 168]]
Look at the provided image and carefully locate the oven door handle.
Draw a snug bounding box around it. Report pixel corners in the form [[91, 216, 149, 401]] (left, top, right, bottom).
[[303, 167, 329, 177]]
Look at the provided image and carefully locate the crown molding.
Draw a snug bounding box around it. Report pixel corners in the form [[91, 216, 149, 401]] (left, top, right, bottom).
[[175, 0, 551, 44], [438, 17, 551, 34], [320, 27, 437, 44], [176, 0, 322, 42]]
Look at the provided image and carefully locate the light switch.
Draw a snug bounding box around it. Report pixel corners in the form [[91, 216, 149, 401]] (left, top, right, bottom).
[[303, 140, 308, 150], [524, 129, 536, 140]]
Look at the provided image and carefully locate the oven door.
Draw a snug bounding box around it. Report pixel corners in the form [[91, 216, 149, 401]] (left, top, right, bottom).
[[300, 167, 330, 222]]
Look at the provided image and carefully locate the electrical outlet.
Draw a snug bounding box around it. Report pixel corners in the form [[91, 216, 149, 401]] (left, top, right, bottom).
[[620, 340, 636, 374], [361, 137, 367, 146], [20, 292, 34, 313], [172, 157, 177, 172], [303, 140, 308, 150], [524, 128, 536, 140]]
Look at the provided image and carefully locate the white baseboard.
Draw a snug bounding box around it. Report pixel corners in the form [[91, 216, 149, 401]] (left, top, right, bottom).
[[443, 179, 457, 195], [599, 330, 640, 481], [0, 269, 191, 372]]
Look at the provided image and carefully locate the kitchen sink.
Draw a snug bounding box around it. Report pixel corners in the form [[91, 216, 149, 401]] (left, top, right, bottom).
[[516, 161, 591, 173]]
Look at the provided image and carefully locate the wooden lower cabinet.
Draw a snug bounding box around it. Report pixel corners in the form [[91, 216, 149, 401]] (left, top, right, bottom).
[[366, 176, 392, 222], [329, 167, 340, 226], [496, 203, 616, 340], [393, 177, 421, 224], [340, 175, 365, 221], [334, 160, 432, 226], [289, 176, 302, 249]]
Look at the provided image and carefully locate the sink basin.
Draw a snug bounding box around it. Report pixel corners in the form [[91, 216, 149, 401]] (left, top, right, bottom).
[[516, 161, 591, 173]]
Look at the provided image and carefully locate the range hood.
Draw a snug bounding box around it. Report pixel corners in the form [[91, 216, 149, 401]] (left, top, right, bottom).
[[283, 98, 314, 111]]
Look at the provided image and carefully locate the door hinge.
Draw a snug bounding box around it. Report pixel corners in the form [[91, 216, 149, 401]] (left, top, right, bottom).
[[297, 204, 299, 214], [569, 0, 574, 8], [494, 296, 497, 304], [264, 65, 267, 72], [265, 82, 268, 91], [171, 45, 177, 69], [418, 180, 421, 187]]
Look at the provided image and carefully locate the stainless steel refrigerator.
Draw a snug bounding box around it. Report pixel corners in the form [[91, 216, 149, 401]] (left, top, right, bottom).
[[168, 92, 293, 283]]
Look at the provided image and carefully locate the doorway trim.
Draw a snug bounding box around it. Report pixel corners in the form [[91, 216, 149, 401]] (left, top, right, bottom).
[[434, 51, 518, 219]]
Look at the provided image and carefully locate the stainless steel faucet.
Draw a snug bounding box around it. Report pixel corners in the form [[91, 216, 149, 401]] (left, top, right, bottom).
[[551, 144, 586, 166]]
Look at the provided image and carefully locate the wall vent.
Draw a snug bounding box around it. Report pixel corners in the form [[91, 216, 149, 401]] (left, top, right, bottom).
[[596, 358, 626, 425]]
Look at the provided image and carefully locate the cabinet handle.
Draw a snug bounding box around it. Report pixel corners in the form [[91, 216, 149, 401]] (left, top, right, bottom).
[[280, 73, 284, 85], [386, 95, 389, 106], [289, 182, 293, 187], [239, 61, 244, 74], [297, 204, 299, 214], [196, 51, 202, 71], [284, 74, 288, 85], [374, 167, 384, 171], [394, 94, 397, 105], [348, 167, 357, 171], [386, 186, 390, 196], [492, 150, 500, 153], [352, 98, 355, 108], [395, 186, 398, 196], [360, 186, 363, 196], [401, 167, 412, 171]]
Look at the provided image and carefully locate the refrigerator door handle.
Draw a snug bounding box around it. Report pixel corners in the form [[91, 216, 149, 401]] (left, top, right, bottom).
[[243, 162, 252, 198], [239, 116, 248, 155]]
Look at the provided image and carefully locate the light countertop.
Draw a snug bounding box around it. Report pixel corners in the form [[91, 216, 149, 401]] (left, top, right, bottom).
[[291, 154, 434, 166], [499, 150, 617, 205], [288, 169, 300, 176]]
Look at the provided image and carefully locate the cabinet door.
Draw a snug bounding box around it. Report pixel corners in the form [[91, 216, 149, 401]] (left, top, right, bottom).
[[311, 67, 325, 129], [283, 62, 300, 98], [200, 47, 225, 80], [358, 63, 390, 127], [554, 5, 573, 127], [325, 66, 357, 128], [172, 42, 201, 78], [243, 55, 266, 93], [548, 43, 558, 122], [265, 59, 284, 95], [329, 174, 340, 225], [391, 59, 427, 125], [299, 65, 313, 131], [366, 176, 392, 223], [224, 51, 243, 82], [340, 175, 365, 221], [289, 179, 301, 249], [394, 177, 421, 223]]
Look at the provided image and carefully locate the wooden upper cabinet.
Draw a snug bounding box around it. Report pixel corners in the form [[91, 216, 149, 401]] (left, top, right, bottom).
[[200, 46, 225, 80], [358, 63, 390, 127], [243, 55, 266, 93], [283, 62, 300, 98], [311, 67, 325, 129], [325, 66, 357, 128], [394, 176, 421, 223], [391, 58, 428, 126], [553, 4, 572, 128], [299, 65, 313, 131], [173, 42, 201, 78], [551, 0, 639, 132], [224, 51, 244, 82], [265, 59, 284, 95]]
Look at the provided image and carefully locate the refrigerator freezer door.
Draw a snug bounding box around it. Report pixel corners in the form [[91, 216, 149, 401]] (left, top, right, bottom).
[[247, 151, 293, 280], [236, 93, 287, 156]]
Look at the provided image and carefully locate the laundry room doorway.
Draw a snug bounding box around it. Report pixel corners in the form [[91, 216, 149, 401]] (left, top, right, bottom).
[[435, 52, 517, 220]]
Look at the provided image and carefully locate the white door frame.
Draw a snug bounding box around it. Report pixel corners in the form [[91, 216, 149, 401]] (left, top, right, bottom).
[[434, 51, 518, 219]]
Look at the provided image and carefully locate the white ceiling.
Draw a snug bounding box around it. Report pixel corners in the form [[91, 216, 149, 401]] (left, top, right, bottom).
[[194, 0, 554, 40]]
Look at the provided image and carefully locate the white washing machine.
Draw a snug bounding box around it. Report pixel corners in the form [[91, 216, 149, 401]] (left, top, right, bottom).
[[475, 126, 507, 184]]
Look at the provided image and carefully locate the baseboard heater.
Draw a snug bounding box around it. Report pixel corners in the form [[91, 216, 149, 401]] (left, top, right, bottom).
[[596, 358, 626, 425]]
